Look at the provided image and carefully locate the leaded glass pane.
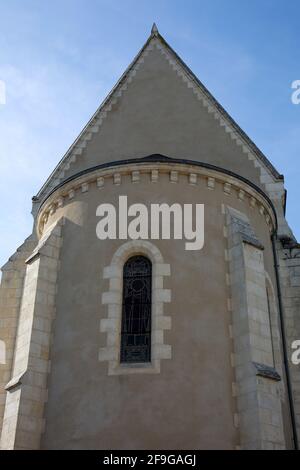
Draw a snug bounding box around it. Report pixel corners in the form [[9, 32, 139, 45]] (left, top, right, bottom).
[[120, 256, 152, 363]]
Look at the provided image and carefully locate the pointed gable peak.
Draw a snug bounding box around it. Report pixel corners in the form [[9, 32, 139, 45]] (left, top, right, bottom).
[[34, 26, 282, 205], [151, 23, 159, 35]]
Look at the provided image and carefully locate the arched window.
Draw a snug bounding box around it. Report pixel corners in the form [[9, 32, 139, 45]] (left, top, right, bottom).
[[120, 255, 152, 363]]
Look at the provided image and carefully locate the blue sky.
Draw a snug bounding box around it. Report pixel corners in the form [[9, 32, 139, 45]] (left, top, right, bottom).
[[0, 0, 299, 267]]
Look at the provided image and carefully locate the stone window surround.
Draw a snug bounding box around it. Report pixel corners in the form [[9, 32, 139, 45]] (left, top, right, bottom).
[[99, 240, 171, 375]]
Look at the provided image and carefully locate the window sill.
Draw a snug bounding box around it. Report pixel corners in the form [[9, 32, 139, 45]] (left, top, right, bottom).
[[108, 359, 161, 375]]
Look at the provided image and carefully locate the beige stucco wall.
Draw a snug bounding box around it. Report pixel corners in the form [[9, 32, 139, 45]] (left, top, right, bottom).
[[32, 167, 288, 449]]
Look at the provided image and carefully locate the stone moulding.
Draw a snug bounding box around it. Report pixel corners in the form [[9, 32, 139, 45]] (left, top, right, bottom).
[[36, 160, 277, 237], [99, 240, 171, 375], [5, 371, 26, 392]]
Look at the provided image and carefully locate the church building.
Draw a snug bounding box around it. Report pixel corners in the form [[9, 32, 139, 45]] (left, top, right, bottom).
[[0, 24, 299, 450]]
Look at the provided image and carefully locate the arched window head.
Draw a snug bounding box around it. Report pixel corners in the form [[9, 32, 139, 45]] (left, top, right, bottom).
[[100, 240, 171, 375], [120, 255, 152, 363]]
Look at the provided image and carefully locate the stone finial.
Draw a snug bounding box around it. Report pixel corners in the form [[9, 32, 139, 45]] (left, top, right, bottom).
[[151, 23, 158, 35]]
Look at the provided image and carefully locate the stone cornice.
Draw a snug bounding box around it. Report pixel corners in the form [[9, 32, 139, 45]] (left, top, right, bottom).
[[37, 158, 277, 237]]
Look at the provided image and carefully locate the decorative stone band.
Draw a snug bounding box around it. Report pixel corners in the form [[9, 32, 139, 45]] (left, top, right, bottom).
[[99, 240, 171, 375], [36, 160, 277, 237]]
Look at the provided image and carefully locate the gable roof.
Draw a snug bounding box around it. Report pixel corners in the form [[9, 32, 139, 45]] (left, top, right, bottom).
[[34, 24, 282, 203]]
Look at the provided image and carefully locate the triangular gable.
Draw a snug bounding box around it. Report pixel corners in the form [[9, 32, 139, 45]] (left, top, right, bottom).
[[34, 24, 282, 204]]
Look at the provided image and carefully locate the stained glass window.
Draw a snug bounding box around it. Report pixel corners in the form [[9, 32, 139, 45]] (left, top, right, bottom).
[[120, 255, 152, 363]]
